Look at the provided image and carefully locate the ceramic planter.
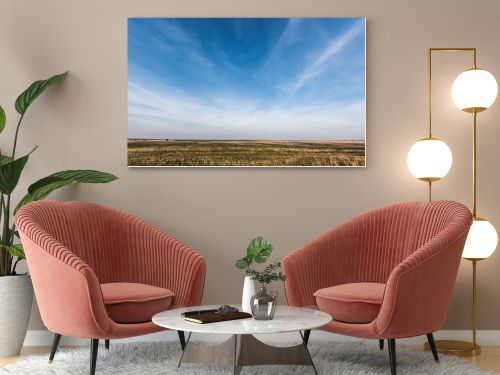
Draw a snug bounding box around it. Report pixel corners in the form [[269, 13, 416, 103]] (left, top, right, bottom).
[[241, 276, 255, 313], [0, 274, 33, 358]]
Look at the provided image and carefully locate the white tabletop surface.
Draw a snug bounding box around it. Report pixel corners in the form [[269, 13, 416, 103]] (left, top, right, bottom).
[[152, 305, 332, 335]]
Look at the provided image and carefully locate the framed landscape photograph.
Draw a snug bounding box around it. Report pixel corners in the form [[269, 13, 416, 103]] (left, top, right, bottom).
[[128, 18, 366, 167]]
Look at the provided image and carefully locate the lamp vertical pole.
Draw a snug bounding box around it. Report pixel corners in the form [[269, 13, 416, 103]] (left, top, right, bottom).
[[472, 111, 477, 218], [470, 110, 478, 350], [467, 47, 480, 354], [472, 259, 478, 349], [427, 49, 433, 202], [428, 49, 432, 139], [464, 50, 481, 356]]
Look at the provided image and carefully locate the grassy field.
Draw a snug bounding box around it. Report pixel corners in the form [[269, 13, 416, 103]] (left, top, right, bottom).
[[128, 140, 365, 167]]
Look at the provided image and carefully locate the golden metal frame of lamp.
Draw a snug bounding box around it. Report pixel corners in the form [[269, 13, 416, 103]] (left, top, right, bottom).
[[420, 47, 498, 357], [407, 48, 456, 200]]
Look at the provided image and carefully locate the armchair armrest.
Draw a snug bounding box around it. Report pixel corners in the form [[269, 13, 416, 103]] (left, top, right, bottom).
[[376, 227, 470, 338], [17, 230, 111, 339]]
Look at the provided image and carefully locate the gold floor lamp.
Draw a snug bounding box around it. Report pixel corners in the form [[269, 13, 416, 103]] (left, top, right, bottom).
[[407, 48, 498, 356]]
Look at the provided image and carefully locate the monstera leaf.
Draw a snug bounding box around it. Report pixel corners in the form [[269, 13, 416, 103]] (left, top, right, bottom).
[[246, 236, 273, 263], [235, 258, 251, 269], [15, 169, 118, 213], [15, 72, 67, 115], [235, 237, 274, 270]]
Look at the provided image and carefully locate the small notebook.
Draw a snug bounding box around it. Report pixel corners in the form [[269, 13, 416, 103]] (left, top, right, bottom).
[[182, 310, 252, 324]]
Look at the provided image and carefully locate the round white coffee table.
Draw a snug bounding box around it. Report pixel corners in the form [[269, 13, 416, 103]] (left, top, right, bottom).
[[153, 305, 332, 374]]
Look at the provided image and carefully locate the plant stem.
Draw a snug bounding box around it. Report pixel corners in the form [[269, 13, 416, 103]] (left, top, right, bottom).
[[2, 194, 11, 274], [10, 223, 16, 241], [11, 114, 24, 159], [1, 113, 25, 276], [11, 258, 21, 275], [0, 194, 5, 275], [0, 248, 4, 277]]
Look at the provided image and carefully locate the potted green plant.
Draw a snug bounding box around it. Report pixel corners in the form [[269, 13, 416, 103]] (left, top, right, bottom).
[[235, 237, 286, 318], [0, 72, 117, 358], [235, 237, 273, 313]]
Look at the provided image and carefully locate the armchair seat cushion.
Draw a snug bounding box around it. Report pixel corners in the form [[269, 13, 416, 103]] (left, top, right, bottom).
[[101, 283, 174, 324], [314, 283, 385, 324]]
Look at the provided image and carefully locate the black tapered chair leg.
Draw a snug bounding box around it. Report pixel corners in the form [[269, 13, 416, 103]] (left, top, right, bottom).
[[388, 339, 396, 375], [379, 339, 384, 350], [177, 330, 186, 350], [105, 339, 110, 350], [303, 329, 311, 347], [90, 339, 99, 375], [48, 333, 62, 363], [426, 333, 439, 362]]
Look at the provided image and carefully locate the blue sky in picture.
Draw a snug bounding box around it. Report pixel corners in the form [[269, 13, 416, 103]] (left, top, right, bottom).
[[128, 18, 365, 140]]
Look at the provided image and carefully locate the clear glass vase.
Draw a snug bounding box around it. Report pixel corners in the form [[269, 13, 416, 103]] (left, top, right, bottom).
[[250, 285, 278, 320]]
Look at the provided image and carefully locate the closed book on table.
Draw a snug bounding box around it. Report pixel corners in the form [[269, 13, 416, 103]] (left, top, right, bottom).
[[183, 311, 252, 324]]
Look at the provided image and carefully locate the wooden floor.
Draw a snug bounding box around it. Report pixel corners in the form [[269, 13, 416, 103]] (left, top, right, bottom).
[[0, 346, 53, 367], [1, 345, 500, 372], [465, 346, 500, 373]]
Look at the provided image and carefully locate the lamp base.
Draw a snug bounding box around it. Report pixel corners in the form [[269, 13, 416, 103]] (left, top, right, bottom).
[[424, 340, 481, 357]]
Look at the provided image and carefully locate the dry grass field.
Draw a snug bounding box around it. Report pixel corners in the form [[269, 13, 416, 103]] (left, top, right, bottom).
[[127, 140, 365, 167]]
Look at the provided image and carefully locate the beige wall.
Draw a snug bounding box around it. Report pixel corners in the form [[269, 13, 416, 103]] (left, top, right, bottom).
[[1, 0, 500, 331]]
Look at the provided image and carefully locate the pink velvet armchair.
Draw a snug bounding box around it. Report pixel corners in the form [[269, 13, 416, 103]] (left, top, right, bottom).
[[16, 200, 206, 375], [283, 200, 472, 375]]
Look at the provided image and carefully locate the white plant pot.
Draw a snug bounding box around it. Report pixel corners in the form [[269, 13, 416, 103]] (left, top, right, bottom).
[[0, 274, 33, 358], [241, 276, 255, 313]]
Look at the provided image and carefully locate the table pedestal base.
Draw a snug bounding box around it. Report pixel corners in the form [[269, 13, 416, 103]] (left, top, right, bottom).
[[178, 332, 317, 374]]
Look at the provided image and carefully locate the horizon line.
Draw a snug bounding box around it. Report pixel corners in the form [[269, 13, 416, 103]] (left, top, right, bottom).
[[127, 138, 366, 142]]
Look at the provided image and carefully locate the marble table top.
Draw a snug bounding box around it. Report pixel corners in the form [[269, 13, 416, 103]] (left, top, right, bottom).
[[152, 305, 332, 335]]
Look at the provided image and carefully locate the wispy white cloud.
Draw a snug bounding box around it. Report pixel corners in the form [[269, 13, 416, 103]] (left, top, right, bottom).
[[263, 19, 303, 68], [152, 19, 199, 47], [148, 19, 215, 68], [280, 20, 365, 93], [128, 81, 364, 140]]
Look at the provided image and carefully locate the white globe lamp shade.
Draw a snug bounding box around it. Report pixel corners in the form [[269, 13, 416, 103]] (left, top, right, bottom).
[[452, 69, 498, 113], [407, 138, 453, 181], [462, 218, 498, 260]]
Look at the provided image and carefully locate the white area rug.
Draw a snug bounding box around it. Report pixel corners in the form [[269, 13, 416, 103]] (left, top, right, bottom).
[[0, 341, 494, 374]]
